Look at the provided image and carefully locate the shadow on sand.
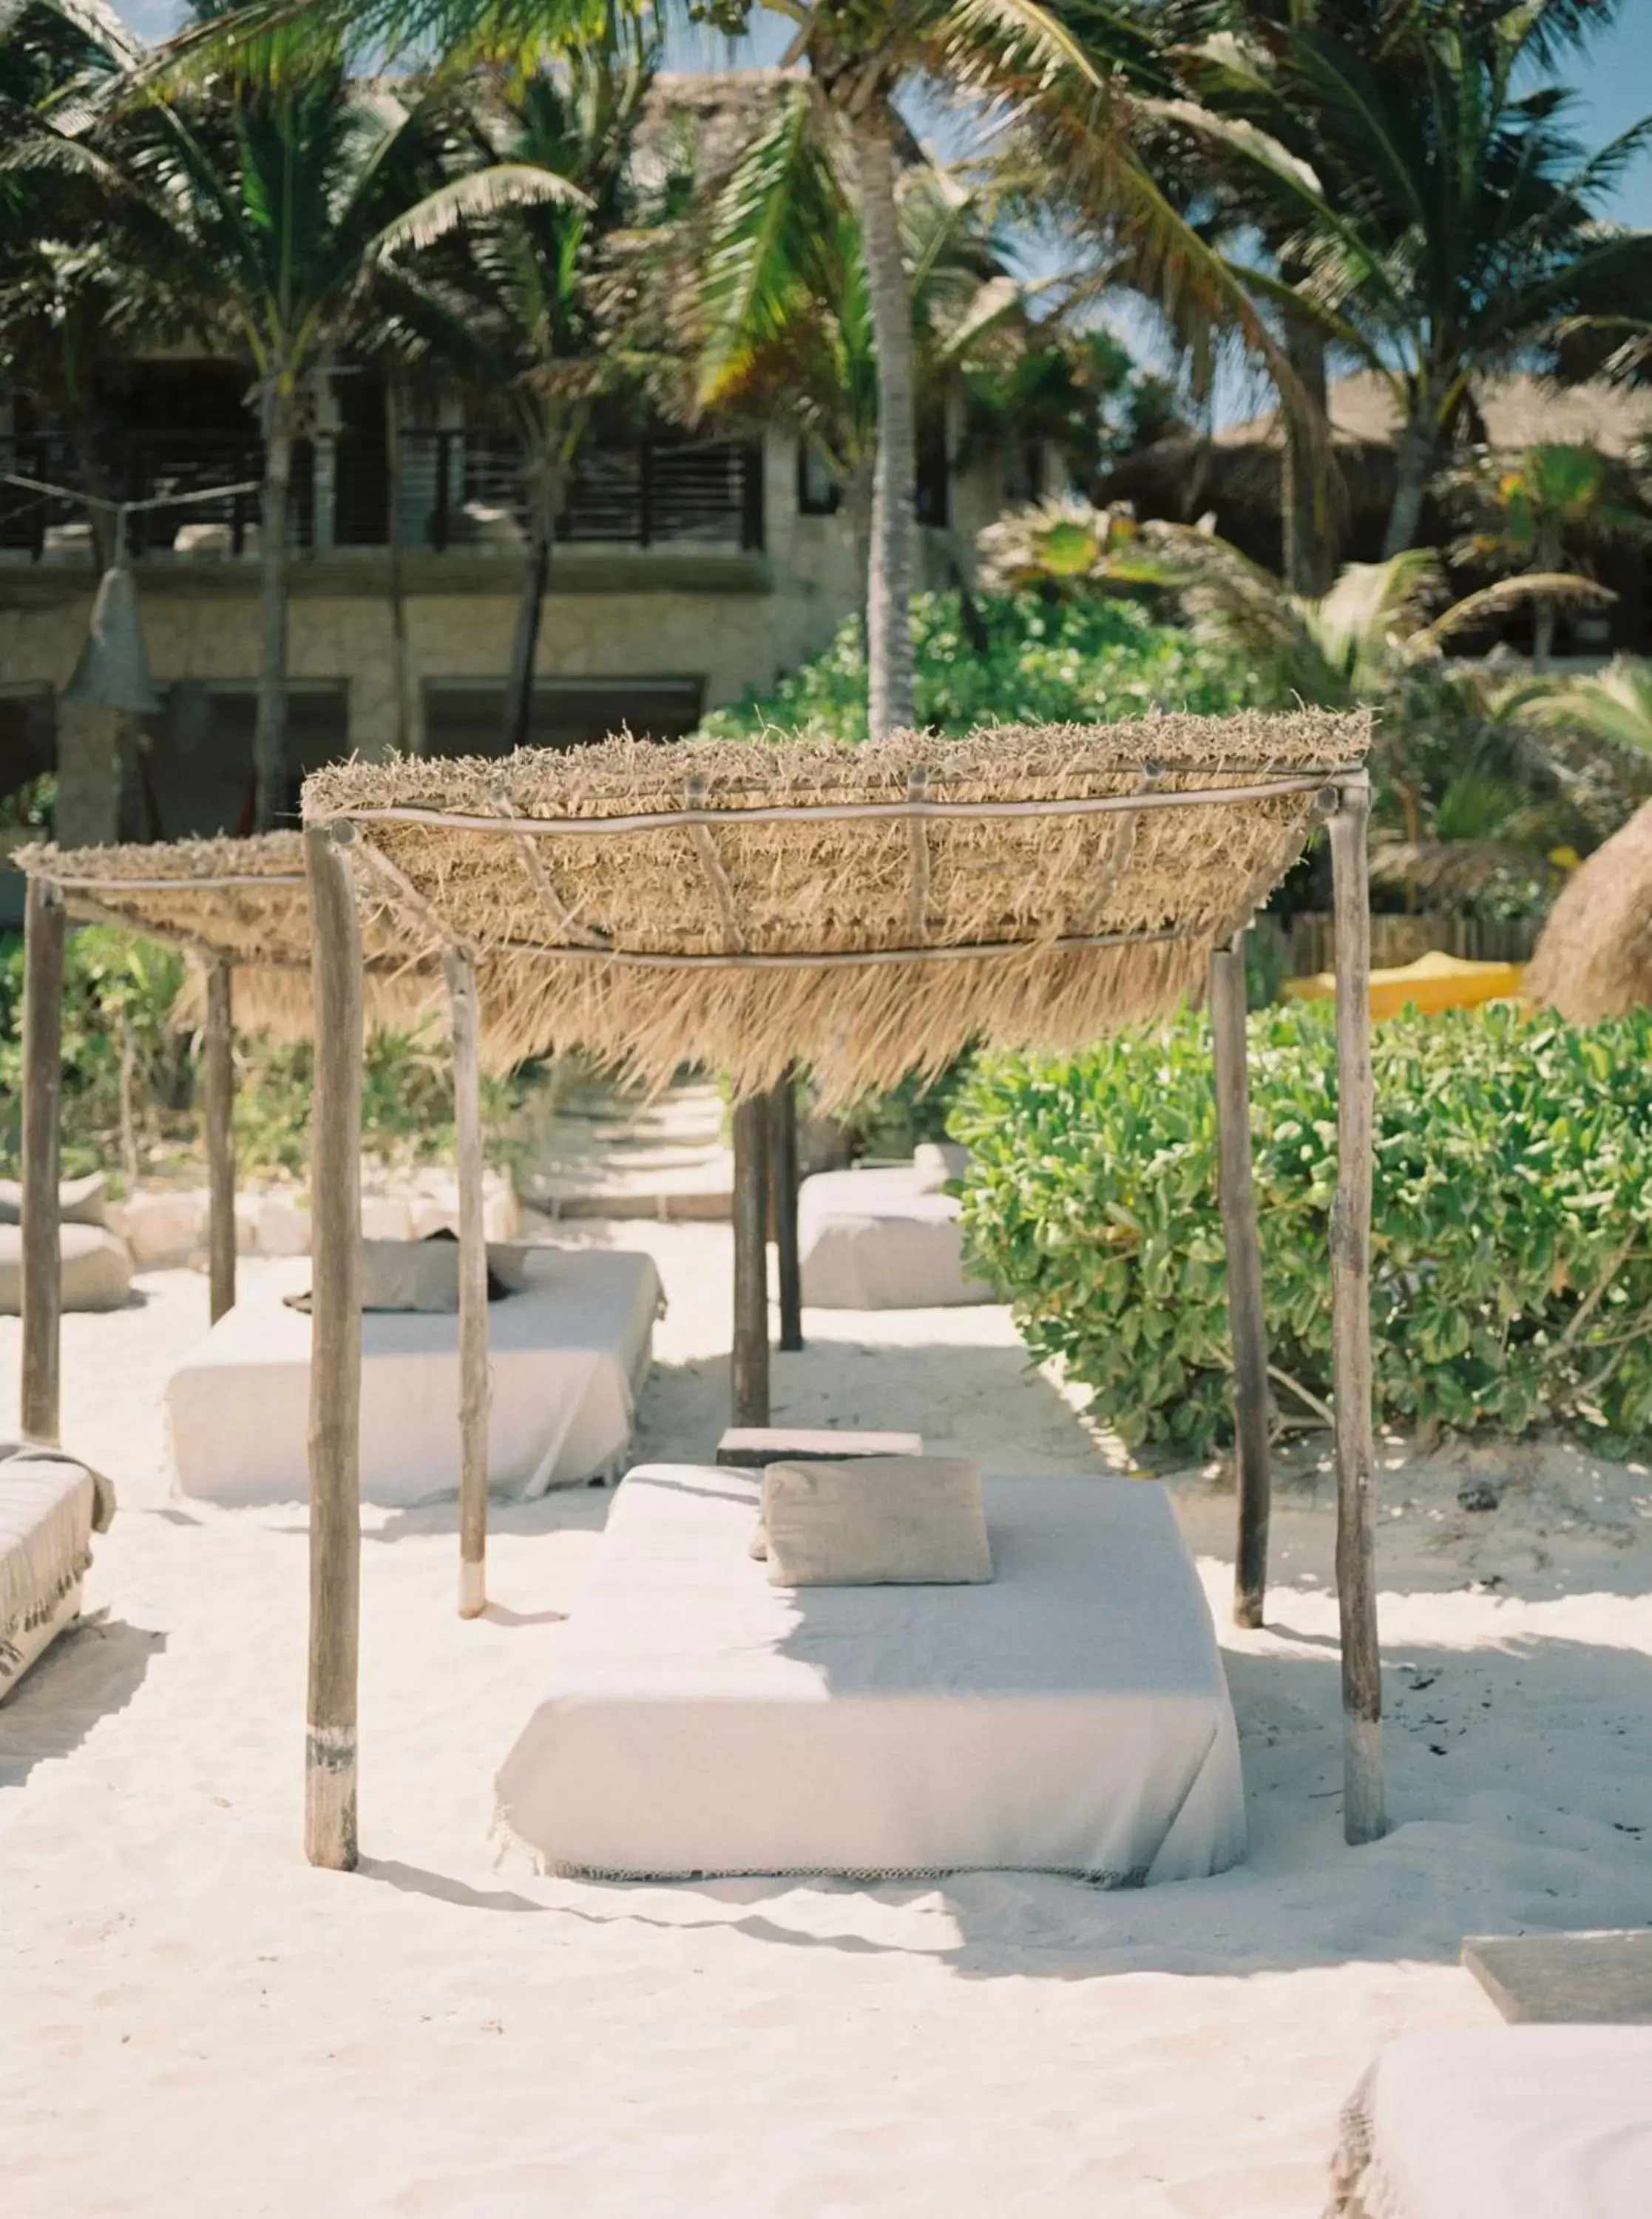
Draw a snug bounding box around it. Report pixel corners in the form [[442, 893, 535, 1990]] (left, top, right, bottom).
[[0, 1613, 166, 1789]]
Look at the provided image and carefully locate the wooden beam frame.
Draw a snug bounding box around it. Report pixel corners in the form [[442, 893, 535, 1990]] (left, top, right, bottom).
[[445, 945, 491, 1620], [302, 823, 364, 1871], [770, 1070, 802, 1354], [1328, 780, 1384, 1845], [20, 876, 65, 1446], [731, 1092, 771, 1427], [1209, 931, 1272, 1629], [204, 959, 237, 1325]]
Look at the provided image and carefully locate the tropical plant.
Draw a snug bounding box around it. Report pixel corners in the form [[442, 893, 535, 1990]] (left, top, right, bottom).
[[385, 36, 663, 749], [1166, 0, 1652, 558], [0, 0, 146, 565], [955, 999, 1652, 1458], [1511, 655, 1652, 756], [974, 495, 1168, 598], [1438, 442, 1652, 670], [18, 35, 578, 826], [697, 586, 1267, 744], [174, 1, 1314, 746], [1147, 526, 1612, 702], [695, 94, 1020, 584]]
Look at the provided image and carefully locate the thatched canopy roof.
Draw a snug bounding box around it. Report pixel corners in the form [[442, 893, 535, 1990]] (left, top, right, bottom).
[[1524, 802, 1652, 1024], [304, 712, 1370, 1101], [15, 833, 441, 1038]]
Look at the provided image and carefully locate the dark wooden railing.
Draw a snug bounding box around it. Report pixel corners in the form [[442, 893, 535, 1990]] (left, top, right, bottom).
[[1, 430, 764, 559]]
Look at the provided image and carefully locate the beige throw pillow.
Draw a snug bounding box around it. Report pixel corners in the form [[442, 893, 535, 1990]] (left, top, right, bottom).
[[360, 1238, 461, 1313], [761, 1456, 992, 1587], [0, 1171, 108, 1227]]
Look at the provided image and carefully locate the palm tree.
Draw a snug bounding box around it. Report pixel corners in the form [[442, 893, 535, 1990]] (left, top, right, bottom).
[[0, 0, 146, 570], [169, 1, 1310, 742], [1438, 442, 1652, 672], [1514, 655, 1652, 756], [1167, 0, 1652, 560], [28, 38, 578, 825], [694, 92, 1018, 592], [385, 38, 662, 749]]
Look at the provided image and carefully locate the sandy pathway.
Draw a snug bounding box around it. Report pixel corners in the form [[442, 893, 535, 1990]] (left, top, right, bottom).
[[3, 1223, 1650, 2217]]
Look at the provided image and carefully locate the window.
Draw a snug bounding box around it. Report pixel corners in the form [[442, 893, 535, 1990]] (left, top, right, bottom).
[[140, 683, 350, 837], [422, 678, 706, 757], [797, 441, 841, 518]]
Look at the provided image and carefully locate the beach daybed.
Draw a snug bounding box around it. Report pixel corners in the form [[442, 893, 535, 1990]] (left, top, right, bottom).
[[164, 1246, 660, 1504], [797, 1149, 989, 1308], [495, 1463, 1245, 1882], [138, 708, 1384, 1875], [0, 1445, 115, 1698], [1329, 2027, 1652, 2218]]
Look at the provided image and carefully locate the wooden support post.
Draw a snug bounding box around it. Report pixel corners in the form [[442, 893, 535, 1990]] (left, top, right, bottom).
[[1210, 933, 1272, 1629], [731, 1090, 771, 1427], [303, 823, 364, 1872], [771, 1070, 802, 1354], [20, 877, 65, 1446], [205, 959, 237, 1325], [1328, 780, 1384, 1846], [444, 945, 490, 1620]]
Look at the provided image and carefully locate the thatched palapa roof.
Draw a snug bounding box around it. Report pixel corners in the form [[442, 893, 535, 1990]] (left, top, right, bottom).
[[15, 832, 442, 1038], [1524, 801, 1652, 1024], [304, 712, 1371, 1101]]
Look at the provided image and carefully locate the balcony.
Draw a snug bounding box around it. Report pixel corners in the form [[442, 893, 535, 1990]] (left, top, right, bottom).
[[0, 428, 766, 567]]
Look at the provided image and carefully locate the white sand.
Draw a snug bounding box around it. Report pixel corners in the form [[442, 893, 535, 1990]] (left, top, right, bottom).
[[4, 1220, 1651, 2218]]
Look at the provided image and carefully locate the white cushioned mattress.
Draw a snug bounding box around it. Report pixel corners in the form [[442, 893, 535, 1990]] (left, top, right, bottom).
[[1332, 2027, 1652, 2219], [797, 1166, 991, 1308], [166, 1248, 660, 1505], [495, 1465, 1245, 1882]]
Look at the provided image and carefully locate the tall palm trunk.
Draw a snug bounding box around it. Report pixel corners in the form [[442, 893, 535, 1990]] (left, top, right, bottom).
[[1280, 286, 1333, 594], [844, 107, 917, 740], [1383, 385, 1440, 559], [254, 384, 294, 831], [385, 378, 413, 752], [502, 459, 559, 753]]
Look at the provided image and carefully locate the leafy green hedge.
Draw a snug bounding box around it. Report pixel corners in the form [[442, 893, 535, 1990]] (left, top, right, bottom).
[[697, 591, 1273, 743], [952, 1002, 1652, 1456]]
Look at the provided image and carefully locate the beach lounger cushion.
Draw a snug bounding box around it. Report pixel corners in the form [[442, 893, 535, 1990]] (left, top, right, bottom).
[[761, 1456, 992, 1586], [0, 1222, 133, 1314], [496, 1466, 1245, 1882], [1331, 2026, 1652, 2219], [0, 1446, 115, 1694], [797, 1166, 992, 1308], [167, 1247, 662, 1504], [0, 1170, 109, 1227]]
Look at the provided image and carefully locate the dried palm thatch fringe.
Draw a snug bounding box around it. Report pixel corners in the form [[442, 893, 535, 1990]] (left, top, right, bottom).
[[306, 711, 1371, 1102], [1525, 798, 1652, 1024], [14, 833, 444, 1040]]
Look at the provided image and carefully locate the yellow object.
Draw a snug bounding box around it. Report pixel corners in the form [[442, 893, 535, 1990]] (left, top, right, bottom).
[[1284, 948, 1526, 1020]]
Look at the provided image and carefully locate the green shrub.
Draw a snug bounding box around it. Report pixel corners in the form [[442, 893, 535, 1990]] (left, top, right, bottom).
[[697, 592, 1274, 743], [953, 1002, 1652, 1456]]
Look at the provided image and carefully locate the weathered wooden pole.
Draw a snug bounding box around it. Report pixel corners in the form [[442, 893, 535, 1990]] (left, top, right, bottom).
[[204, 958, 237, 1325], [1210, 931, 1273, 1629], [770, 1070, 803, 1354], [20, 876, 65, 1446], [444, 944, 490, 1621], [303, 822, 364, 1871], [731, 1089, 771, 1427], [1327, 778, 1384, 1846]]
